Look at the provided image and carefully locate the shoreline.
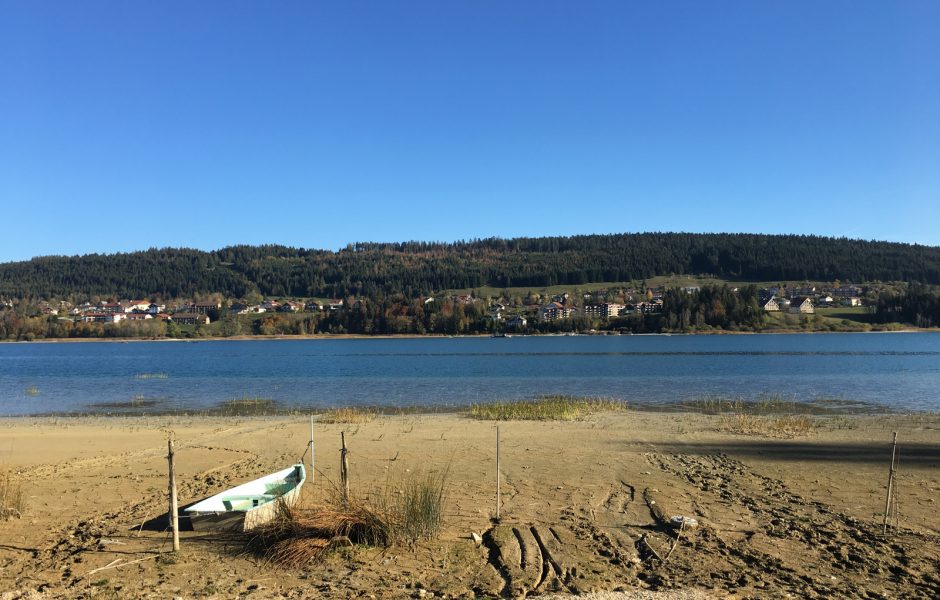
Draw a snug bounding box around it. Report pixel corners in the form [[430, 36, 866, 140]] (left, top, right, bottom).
[[3, 398, 920, 420], [1, 327, 932, 344]]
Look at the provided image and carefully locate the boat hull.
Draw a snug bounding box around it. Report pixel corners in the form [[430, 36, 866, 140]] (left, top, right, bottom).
[[184, 464, 305, 532]]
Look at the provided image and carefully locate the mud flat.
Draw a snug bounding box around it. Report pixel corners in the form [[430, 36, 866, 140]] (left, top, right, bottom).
[[1, 411, 938, 599]]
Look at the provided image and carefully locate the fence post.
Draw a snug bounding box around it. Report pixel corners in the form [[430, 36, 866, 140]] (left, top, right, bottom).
[[167, 437, 180, 552], [495, 425, 501, 522], [882, 431, 898, 535], [310, 415, 317, 484], [340, 431, 350, 506]]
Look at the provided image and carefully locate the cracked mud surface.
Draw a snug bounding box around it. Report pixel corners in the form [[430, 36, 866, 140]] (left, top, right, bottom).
[[1, 412, 938, 598]]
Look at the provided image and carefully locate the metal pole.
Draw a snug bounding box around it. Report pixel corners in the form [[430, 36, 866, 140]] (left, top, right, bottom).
[[310, 415, 317, 484]]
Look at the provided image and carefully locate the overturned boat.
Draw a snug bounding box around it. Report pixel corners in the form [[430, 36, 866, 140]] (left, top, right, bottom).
[[185, 463, 306, 532]]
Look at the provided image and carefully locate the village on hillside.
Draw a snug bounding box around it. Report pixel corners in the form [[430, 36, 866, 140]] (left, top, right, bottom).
[[11, 281, 871, 331]]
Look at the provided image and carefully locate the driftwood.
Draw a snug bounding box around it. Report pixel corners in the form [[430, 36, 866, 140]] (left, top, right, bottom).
[[84, 554, 159, 577], [639, 534, 663, 562], [662, 520, 686, 563]]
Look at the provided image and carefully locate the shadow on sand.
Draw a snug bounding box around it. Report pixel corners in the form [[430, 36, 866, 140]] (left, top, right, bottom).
[[645, 440, 940, 464]]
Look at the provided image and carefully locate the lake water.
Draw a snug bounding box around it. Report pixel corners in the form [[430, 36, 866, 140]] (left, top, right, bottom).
[[1, 333, 939, 416]]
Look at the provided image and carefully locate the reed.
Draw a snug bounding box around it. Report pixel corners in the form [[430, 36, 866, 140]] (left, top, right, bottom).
[[318, 407, 377, 424], [681, 393, 868, 416], [681, 395, 744, 414], [88, 396, 163, 410], [382, 465, 450, 542], [213, 397, 278, 416], [0, 468, 25, 520], [718, 413, 816, 438], [468, 395, 626, 421], [23, 386, 40, 397]]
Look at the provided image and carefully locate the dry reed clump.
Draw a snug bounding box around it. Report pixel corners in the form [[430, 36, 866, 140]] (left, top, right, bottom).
[[0, 468, 25, 520], [249, 501, 391, 566], [318, 407, 377, 424], [250, 466, 449, 566], [468, 395, 627, 421], [718, 414, 816, 438]]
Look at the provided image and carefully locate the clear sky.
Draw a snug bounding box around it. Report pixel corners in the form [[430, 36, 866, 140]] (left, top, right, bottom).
[[1, 1, 938, 262]]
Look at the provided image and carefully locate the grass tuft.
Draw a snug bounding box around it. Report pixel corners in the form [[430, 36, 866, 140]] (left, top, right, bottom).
[[468, 395, 626, 421], [318, 407, 377, 424], [380, 465, 450, 543], [718, 414, 816, 438], [0, 468, 25, 520]]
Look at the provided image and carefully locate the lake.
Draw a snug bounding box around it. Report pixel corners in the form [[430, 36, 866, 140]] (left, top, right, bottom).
[[1, 333, 939, 415]]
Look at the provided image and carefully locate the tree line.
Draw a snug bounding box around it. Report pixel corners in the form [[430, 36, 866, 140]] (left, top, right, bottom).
[[874, 284, 940, 328], [2, 233, 940, 301]]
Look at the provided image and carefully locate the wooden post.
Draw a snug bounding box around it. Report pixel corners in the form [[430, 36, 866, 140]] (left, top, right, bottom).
[[882, 431, 898, 535], [167, 438, 180, 552], [310, 415, 317, 484], [495, 425, 501, 522], [340, 431, 350, 506]]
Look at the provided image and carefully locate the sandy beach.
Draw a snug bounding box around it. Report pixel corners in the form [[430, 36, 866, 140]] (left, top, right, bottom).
[[1, 411, 938, 599]]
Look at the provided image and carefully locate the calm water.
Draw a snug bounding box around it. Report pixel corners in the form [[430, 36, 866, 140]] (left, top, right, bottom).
[[1, 333, 939, 416]]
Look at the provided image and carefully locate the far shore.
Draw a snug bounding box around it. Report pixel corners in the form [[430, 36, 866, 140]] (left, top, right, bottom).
[[1, 327, 933, 344]]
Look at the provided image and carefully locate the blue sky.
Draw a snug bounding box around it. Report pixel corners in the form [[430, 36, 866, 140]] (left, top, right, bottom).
[[1, 1, 938, 262]]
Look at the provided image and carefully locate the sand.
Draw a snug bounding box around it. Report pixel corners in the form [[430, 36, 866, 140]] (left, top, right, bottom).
[[1, 412, 938, 599]]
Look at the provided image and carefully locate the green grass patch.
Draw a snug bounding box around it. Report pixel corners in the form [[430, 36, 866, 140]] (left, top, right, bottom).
[[677, 393, 886, 415], [816, 307, 876, 324], [134, 372, 169, 380], [467, 395, 627, 420]]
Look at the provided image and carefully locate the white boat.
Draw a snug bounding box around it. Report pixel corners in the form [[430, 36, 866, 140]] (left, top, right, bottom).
[[185, 464, 306, 532]]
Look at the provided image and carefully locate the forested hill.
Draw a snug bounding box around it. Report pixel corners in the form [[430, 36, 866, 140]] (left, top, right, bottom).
[[2, 233, 939, 300]]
